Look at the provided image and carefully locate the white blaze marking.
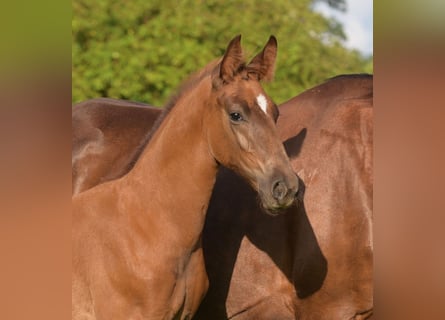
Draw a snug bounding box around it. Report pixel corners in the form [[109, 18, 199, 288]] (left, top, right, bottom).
[[256, 94, 268, 114]]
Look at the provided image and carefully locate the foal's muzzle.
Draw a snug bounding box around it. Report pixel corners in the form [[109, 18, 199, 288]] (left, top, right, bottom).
[[260, 173, 299, 214]]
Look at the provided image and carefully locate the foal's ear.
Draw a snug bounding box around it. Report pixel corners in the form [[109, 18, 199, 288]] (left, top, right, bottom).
[[219, 35, 244, 83], [246, 35, 277, 81]]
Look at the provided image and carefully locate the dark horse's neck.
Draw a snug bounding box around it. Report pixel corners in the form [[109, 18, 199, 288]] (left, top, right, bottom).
[[122, 77, 218, 246]]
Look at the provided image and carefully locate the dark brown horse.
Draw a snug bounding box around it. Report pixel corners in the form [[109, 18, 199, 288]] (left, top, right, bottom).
[[72, 35, 298, 320], [195, 74, 373, 319], [72, 74, 373, 319]]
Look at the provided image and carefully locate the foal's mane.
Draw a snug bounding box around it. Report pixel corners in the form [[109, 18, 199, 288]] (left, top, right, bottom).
[[127, 58, 222, 169]]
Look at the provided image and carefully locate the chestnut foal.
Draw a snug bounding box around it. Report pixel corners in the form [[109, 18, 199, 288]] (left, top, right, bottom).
[[72, 35, 298, 320]]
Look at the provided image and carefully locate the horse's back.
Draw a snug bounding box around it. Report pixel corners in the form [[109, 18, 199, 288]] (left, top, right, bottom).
[[72, 98, 162, 194], [278, 74, 372, 141]]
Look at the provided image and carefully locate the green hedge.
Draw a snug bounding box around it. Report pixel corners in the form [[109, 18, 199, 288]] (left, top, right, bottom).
[[73, 0, 372, 106]]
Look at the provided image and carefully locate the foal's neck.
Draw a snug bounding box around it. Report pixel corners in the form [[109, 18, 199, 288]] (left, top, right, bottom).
[[122, 81, 217, 241]]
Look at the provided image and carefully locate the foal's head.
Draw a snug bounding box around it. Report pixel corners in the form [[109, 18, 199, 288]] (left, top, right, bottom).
[[206, 35, 299, 213]]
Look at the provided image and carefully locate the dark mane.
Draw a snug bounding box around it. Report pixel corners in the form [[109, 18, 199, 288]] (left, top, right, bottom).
[[127, 58, 222, 169]]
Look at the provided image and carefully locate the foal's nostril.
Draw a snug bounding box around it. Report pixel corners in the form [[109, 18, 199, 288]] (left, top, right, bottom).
[[272, 180, 287, 201]]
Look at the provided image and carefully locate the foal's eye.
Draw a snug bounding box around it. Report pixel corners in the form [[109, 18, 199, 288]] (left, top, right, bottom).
[[229, 112, 243, 122]]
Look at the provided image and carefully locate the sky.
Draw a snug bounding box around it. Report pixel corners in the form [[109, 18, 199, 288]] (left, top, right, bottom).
[[314, 0, 373, 56]]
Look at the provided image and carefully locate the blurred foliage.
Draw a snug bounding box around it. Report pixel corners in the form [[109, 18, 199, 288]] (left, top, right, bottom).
[[72, 0, 372, 106]]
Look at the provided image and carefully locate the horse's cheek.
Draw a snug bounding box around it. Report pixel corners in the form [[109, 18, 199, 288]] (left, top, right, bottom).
[[234, 128, 250, 152]]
